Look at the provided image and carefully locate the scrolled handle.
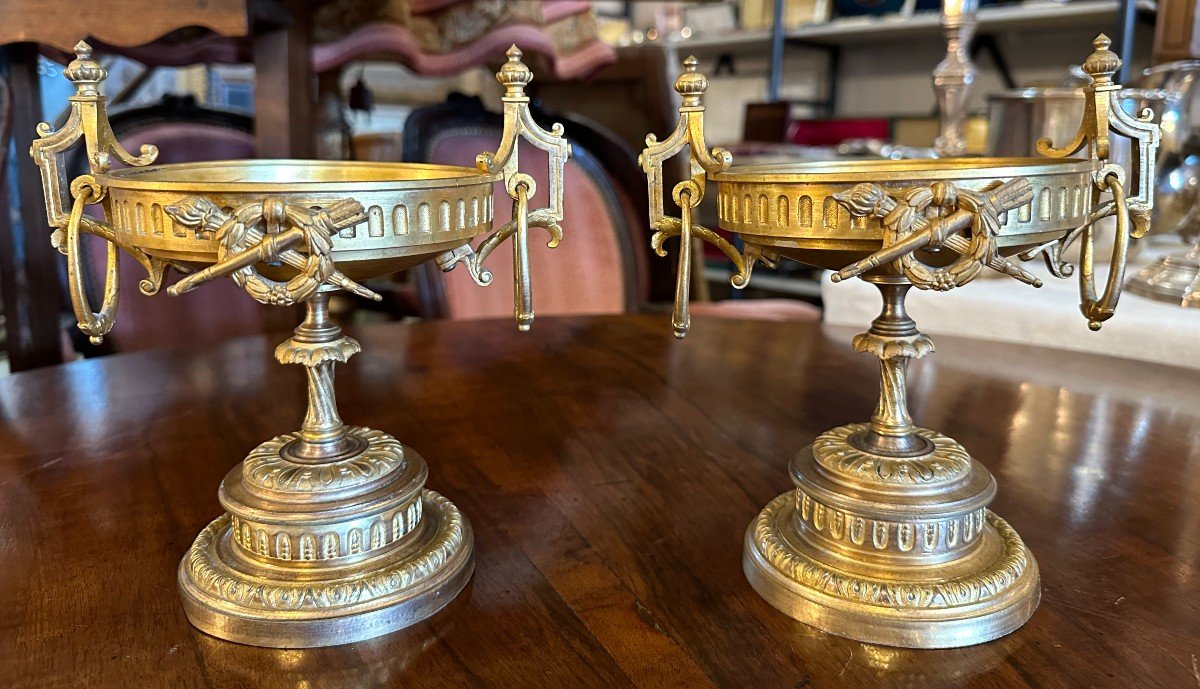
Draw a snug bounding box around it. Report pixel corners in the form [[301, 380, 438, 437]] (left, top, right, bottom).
[[641, 56, 774, 338], [30, 41, 164, 344], [452, 45, 569, 331], [1023, 34, 1160, 329]]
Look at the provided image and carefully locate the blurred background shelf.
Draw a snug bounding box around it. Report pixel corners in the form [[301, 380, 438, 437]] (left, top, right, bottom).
[[675, 0, 1157, 52]]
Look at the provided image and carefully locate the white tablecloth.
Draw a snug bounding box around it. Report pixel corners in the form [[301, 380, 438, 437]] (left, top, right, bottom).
[[821, 248, 1200, 370]]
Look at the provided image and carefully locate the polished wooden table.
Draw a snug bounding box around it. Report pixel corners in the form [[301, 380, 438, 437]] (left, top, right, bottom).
[[2, 315, 1198, 688]]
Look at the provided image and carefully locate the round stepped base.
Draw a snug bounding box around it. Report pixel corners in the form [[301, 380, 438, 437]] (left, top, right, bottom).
[[742, 424, 1040, 649]]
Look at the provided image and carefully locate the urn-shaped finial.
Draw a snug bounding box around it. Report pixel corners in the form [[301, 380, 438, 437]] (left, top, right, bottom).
[[675, 56, 708, 108], [64, 41, 107, 97], [496, 45, 534, 99], [1082, 34, 1120, 87]]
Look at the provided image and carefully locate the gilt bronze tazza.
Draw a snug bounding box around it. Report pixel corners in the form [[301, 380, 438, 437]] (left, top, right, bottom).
[[32, 42, 570, 648], [642, 35, 1159, 648]]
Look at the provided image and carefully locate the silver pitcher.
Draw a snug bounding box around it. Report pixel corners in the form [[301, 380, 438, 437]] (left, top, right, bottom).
[[987, 87, 1086, 158], [1122, 61, 1200, 306]]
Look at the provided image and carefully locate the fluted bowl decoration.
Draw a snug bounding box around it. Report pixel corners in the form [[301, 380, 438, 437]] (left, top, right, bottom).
[[641, 35, 1159, 649], [30, 42, 571, 649]]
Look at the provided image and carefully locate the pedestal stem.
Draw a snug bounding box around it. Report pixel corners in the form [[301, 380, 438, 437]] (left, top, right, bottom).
[[297, 295, 344, 444], [303, 362, 343, 444], [874, 356, 913, 439], [276, 290, 364, 463], [870, 282, 917, 439], [851, 281, 935, 457]]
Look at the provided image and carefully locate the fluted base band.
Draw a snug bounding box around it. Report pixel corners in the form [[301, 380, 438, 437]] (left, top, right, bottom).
[[178, 490, 474, 648]]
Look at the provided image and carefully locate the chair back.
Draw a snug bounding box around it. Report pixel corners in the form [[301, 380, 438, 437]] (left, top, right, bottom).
[[404, 94, 646, 320]]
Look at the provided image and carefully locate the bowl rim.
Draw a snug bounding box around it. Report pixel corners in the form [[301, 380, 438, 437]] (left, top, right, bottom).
[[713, 156, 1098, 183], [97, 159, 501, 192]]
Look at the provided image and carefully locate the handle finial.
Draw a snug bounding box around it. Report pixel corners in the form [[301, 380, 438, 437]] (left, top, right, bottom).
[[675, 56, 709, 108], [496, 45, 533, 100], [1082, 34, 1120, 86], [64, 41, 107, 97]]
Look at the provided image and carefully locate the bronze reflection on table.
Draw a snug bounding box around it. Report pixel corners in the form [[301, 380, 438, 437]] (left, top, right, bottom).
[[641, 35, 1159, 648], [30, 42, 570, 648]]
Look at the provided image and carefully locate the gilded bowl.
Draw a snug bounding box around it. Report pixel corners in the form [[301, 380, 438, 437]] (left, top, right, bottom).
[[713, 157, 1098, 270], [98, 159, 499, 280]]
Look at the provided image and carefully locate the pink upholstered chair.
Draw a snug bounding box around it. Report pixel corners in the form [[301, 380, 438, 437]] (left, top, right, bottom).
[[81, 98, 267, 353]]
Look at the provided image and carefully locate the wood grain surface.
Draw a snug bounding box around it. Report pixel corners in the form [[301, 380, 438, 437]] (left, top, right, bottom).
[[1, 314, 1197, 688]]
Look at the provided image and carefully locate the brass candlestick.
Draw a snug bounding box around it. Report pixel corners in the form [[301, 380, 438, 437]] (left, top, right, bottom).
[[32, 43, 570, 648], [642, 35, 1158, 648]]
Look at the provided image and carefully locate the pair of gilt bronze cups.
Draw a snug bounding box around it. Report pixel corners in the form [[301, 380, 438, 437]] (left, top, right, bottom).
[[33, 36, 1156, 650]]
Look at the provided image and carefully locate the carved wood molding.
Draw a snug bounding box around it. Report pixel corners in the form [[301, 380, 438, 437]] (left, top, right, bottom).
[[0, 0, 248, 52]]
